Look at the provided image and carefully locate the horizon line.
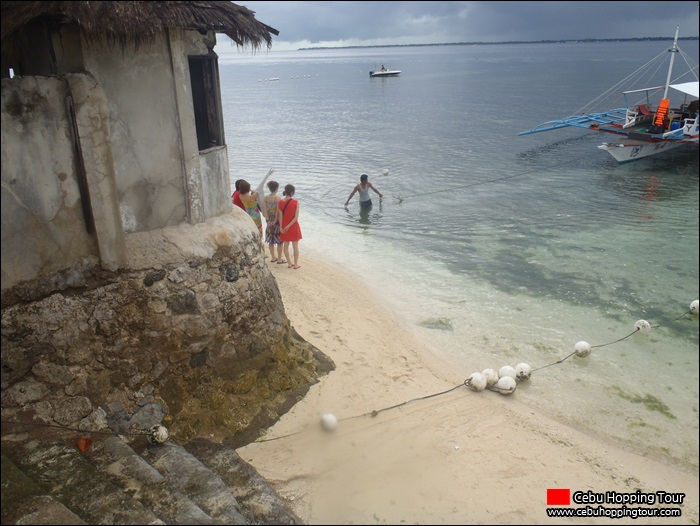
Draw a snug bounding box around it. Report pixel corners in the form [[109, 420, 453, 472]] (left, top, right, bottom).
[[296, 36, 699, 51]]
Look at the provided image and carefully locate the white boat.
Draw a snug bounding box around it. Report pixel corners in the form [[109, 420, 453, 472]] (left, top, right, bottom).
[[370, 68, 401, 78], [519, 27, 699, 163]]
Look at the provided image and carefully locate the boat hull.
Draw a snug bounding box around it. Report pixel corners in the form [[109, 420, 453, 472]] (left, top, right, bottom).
[[597, 140, 688, 162], [369, 70, 400, 77]]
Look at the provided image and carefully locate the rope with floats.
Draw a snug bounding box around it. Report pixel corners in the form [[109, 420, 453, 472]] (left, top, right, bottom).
[[278, 299, 699, 437], [389, 154, 591, 204], [0, 417, 171, 448], [3, 301, 697, 446]]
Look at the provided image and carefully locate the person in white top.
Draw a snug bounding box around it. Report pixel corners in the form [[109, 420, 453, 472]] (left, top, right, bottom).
[[344, 174, 383, 209]]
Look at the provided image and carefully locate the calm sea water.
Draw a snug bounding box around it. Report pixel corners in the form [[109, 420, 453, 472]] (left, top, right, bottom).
[[219, 41, 699, 470]]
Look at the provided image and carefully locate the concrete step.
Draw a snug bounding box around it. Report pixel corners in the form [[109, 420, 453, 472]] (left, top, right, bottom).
[[2, 424, 298, 525], [1, 453, 87, 525], [136, 440, 247, 525], [89, 435, 224, 524], [184, 440, 302, 525], [1, 427, 163, 524]]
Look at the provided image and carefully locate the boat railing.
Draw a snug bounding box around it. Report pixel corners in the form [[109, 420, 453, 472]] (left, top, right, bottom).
[[623, 105, 654, 129], [681, 116, 698, 137], [662, 116, 699, 139]]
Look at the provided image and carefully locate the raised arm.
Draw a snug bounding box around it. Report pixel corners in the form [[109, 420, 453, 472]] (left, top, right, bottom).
[[255, 168, 275, 209]]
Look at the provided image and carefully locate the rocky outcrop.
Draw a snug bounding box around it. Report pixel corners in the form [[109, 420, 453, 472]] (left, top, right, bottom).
[[1, 213, 335, 523]]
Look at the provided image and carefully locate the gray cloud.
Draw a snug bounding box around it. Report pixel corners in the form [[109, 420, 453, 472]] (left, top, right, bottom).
[[232, 1, 699, 50]]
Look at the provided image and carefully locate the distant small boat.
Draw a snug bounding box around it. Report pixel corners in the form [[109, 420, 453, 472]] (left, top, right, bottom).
[[370, 68, 400, 78]]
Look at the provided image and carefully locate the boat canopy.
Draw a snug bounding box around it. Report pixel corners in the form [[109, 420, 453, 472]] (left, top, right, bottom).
[[622, 81, 699, 98], [669, 81, 699, 99]]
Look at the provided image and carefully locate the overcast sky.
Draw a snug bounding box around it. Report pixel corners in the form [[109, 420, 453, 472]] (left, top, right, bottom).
[[222, 1, 699, 52]]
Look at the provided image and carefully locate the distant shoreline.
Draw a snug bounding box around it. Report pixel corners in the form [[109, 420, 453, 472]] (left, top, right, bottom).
[[298, 36, 699, 51]]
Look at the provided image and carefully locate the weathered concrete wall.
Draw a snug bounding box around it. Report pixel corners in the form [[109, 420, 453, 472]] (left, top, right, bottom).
[[1, 213, 334, 446], [84, 32, 188, 232], [167, 29, 233, 225], [65, 73, 127, 271], [83, 29, 231, 232], [1, 28, 235, 295], [1, 73, 126, 294], [199, 146, 232, 220], [1, 76, 100, 290]]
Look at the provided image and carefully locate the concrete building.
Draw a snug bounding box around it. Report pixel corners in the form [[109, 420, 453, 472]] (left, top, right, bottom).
[[1, 1, 278, 298]]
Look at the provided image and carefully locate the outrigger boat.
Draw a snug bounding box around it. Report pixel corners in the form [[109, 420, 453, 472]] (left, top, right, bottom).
[[370, 68, 400, 78], [519, 27, 699, 163]]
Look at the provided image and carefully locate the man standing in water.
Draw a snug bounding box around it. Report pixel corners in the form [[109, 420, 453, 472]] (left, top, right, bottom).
[[345, 174, 383, 209]]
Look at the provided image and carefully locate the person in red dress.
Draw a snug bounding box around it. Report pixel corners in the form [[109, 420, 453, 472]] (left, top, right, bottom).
[[231, 179, 245, 211], [279, 184, 302, 269]]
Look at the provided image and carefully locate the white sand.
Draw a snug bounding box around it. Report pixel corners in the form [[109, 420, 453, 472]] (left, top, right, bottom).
[[238, 250, 699, 525]]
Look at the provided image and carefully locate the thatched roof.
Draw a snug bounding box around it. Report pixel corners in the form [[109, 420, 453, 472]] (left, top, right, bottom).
[[1, 1, 279, 51]]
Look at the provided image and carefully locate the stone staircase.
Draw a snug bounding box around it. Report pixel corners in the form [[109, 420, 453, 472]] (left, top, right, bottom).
[[1, 424, 301, 525]]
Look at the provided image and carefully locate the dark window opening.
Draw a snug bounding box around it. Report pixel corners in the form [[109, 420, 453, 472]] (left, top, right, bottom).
[[2, 20, 57, 78], [2, 22, 84, 79], [188, 54, 225, 151]]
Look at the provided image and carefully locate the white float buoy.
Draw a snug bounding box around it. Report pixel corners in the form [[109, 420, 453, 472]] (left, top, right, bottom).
[[691, 300, 699, 314], [514, 363, 532, 381], [481, 368, 499, 386], [498, 365, 516, 380], [494, 376, 516, 395], [383, 169, 389, 176], [147, 424, 169, 445], [634, 320, 651, 333], [574, 341, 592, 358], [467, 372, 487, 391], [321, 413, 338, 432]]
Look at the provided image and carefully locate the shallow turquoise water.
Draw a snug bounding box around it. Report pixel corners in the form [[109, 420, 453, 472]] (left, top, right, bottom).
[[220, 41, 699, 469]]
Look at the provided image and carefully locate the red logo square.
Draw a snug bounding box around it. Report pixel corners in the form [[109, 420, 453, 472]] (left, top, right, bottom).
[[547, 488, 571, 505]]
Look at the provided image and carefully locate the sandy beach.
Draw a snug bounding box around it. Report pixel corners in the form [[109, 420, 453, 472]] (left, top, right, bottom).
[[237, 250, 699, 525]]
